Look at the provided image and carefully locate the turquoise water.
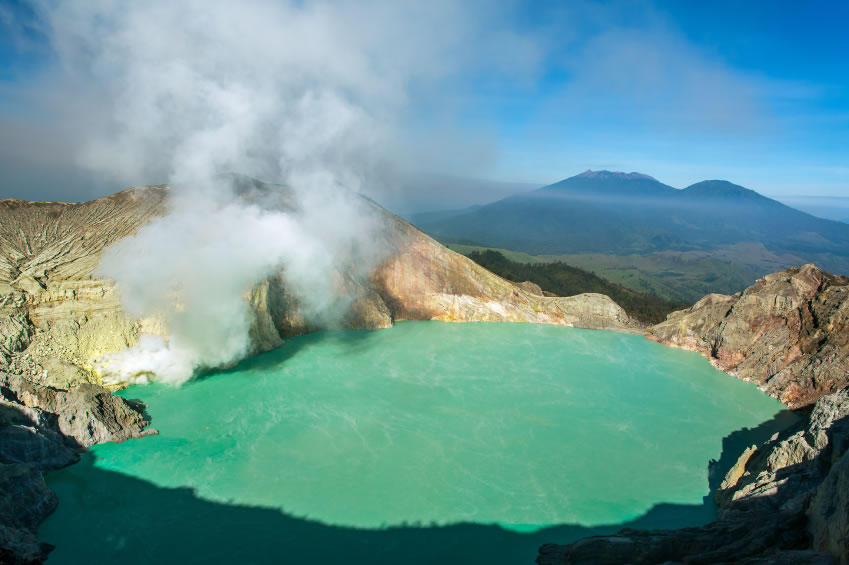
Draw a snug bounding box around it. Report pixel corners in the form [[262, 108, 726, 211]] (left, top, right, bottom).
[[40, 322, 789, 564]]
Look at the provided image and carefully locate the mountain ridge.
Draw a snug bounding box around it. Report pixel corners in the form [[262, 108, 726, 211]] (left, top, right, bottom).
[[413, 170, 849, 276]]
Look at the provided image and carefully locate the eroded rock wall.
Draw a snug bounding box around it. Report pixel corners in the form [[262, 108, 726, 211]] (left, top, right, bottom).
[[650, 264, 849, 408], [1, 186, 636, 388]]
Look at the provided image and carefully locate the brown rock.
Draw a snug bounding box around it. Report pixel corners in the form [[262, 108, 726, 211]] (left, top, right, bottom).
[[651, 264, 849, 408], [1, 186, 638, 388], [0, 372, 156, 447]]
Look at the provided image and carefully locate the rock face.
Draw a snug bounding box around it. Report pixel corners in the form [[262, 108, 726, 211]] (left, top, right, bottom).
[[0, 185, 636, 389], [0, 373, 157, 447], [538, 386, 849, 565], [0, 371, 154, 563], [0, 188, 169, 389], [650, 264, 849, 409]]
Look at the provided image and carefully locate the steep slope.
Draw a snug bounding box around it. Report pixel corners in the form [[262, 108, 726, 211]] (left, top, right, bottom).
[[0, 185, 636, 388], [650, 264, 849, 409], [0, 188, 171, 388], [463, 249, 687, 324], [413, 171, 849, 275], [674, 180, 849, 255]]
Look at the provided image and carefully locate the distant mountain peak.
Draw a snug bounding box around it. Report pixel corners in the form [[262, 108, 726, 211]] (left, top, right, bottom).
[[576, 170, 658, 181]]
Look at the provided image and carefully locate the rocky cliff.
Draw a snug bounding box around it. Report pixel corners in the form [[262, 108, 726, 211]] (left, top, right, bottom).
[[650, 264, 849, 409], [0, 372, 154, 563], [0, 185, 635, 389]]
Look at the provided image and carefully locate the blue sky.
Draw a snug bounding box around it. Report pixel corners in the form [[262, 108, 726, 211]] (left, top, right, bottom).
[[474, 0, 849, 196], [0, 0, 847, 204]]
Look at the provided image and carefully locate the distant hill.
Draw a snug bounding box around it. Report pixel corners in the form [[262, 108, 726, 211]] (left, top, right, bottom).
[[465, 249, 687, 324], [412, 170, 849, 276]]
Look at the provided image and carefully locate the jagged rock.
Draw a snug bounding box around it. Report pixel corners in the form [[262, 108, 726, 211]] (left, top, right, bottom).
[[808, 448, 849, 563], [0, 371, 155, 563], [715, 387, 849, 517], [651, 265, 849, 408], [0, 372, 156, 447], [0, 311, 34, 365]]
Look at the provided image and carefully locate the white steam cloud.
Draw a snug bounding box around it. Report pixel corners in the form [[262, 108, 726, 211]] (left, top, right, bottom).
[[29, 0, 541, 384]]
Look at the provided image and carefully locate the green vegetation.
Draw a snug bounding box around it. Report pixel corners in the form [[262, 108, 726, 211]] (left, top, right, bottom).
[[465, 249, 688, 324], [450, 244, 760, 303]]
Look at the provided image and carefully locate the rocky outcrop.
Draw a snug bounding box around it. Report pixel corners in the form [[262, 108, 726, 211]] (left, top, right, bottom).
[[650, 264, 849, 409], [0, 372, 157, 447], [809, 450, 849, 562], [538, 386, 849, 565], [0, 185, 636, 389], [372, 210, 634, 329], [0, 371, 154, 563]]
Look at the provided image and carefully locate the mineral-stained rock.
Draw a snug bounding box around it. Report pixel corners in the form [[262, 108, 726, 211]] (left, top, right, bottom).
[[0, 185, 637, 388], [650, 264, 849, 409], [714, 387, 849, 517], [0, 188, 170, 388]]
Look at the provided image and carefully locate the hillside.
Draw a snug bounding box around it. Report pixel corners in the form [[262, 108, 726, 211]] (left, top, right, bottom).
[[465, 250, 687, 324], [449, 243, 760, 304], [0, 184, 637, 389], [413, 170, 849, 277]]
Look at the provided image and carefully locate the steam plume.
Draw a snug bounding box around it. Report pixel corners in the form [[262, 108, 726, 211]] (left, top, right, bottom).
[[29, 0, 540, 384]]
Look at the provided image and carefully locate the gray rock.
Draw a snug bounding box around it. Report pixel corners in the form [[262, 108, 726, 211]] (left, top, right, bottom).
[[0, 372, 155, 563], [808, 450, 849, 564], [0, 372, 157, 447]]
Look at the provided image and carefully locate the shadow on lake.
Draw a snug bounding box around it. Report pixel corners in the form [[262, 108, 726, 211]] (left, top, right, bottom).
[[194, 327, 383, 382], [38, 408, 800, 564]]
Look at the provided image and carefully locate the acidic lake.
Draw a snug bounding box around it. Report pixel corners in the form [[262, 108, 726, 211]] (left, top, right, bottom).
[[39, 322, 793, 564]]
